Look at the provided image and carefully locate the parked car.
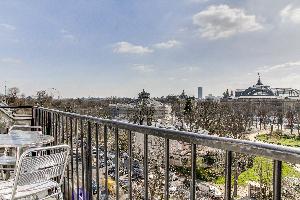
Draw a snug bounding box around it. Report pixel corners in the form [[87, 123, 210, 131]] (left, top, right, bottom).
[[99, 160, 105, 168], [132, 159, 140, 168], [196, 182, 222, 198], [92, 180, 98, 194]]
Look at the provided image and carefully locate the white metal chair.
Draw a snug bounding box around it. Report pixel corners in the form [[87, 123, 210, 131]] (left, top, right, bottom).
[[0, 145, 70, 200], [0, 125, 43, 177]]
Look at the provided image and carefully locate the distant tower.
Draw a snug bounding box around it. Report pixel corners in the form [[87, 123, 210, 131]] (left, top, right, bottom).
[[257, 73, 263, 85], [198, 87, 203, 99]]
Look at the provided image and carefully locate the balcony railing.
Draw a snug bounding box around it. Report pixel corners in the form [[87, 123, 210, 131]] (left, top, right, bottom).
[[2, 106, 300, 200]]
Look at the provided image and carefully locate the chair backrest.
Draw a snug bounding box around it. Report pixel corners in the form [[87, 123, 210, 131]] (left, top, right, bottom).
[[11, 145, 70, 199], [9, 125, 42, 133]]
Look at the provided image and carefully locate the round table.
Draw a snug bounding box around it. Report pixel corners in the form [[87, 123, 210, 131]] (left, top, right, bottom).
[[0, 131, 54, 179], [0, 131, 54, 148]]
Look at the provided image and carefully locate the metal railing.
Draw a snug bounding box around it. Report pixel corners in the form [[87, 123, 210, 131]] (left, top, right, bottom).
[[28, 107, 300, 199]]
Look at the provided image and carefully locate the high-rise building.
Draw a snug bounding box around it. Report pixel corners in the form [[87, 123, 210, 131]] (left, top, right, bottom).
[[197, 87, 203, 99]]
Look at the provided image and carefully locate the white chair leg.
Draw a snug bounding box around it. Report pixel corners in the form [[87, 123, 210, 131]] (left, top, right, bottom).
[[0, 165, 4, 180], [57, 188, 63, 200], [58, 192, 64, 200]]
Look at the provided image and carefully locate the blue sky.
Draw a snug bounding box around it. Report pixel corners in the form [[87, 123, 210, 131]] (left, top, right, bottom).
[[1, 0, 300, 98]]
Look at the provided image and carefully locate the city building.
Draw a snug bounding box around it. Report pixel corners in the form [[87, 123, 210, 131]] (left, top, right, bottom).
[[227, 75, 300, 114], [198, 87, 203, 99], [235, 75, 300, 100], [205, 94, 221, 101]]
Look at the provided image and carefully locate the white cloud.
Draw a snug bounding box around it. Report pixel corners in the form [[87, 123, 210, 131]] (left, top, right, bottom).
[[0, 23, 16, 31], [193, 5, 263, 40], [61, 29, 77, 42], [154, 40, 181, 49], [114, 42, 153, 54], [278, 73, 300, 87], [257, 61, 300, 73], [180, 66, 200, 71], [131, 64, 155, 72], [61, 29, 68, 34], [280, 4, 300, 24], [0, 57, 22, 64], [188, 0, 209, 3], [63, 34, 76, 41]]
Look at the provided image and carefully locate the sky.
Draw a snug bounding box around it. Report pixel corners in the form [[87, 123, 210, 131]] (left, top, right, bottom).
[[1, 0, 300, 98]]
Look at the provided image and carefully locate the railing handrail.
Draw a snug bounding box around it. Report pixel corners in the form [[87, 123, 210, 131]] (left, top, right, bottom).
[[37, 107, 300, 164], [0, 106, 33, 109]]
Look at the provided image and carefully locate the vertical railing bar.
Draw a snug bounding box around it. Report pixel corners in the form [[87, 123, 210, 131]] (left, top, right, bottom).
[[45, 111, 49, 134], [44, 111, 47, 134], [43, 110, 45, 133], [35, 107, 38, 126], [41, 109, 44, 128], [46, 111, 48, 134], [115, 127, 119, 200], [42, 109, 44, 128], [39, 108, 41, 127], [42, 110, 44, 133], [96, 123, 100, 200], [164, 138, 170, 200], [75, 118, 79, 200], [36, 108, 39, 126], [35, 107, 37, 126], [104, 125, 108, 198], [144, 134, 148, 200], [31, 107, 35, 126], [49, 112, 52, 142], [51, 112, 53, 136], [190, 144, 196, 200], [66, 116, 70, 198], [47, 112, 51, 135], [86, 121, 92, 200], [61, 115, 65, 144], [42, 110, 44, 132], [49, 112, 52, 137], [38, 109, 41, 126], [128, 130, 132, 200], [45, 110, 47, 134], [41, 110, 43, 133], [225, 151, 233, 200], [54, 113, 58, 145], [51, 112, 54, 137], [49, 112, 52, 143], [273, 160, 282, 200], [36, 108, 38, 126], [45, 110, 48, 134], [61, 115, 65, 196], [45, 111, 48, 134], [70, 118, 74, 198], [58, 115, 61, 144], [51, 112, 54, 138], [80, 120, 85, 199]]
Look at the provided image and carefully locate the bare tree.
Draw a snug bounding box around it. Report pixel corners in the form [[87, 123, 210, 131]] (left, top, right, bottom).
[[6, 87, 20, 105], [286, 109, 296, 135], [36, 90, 53, 107]]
